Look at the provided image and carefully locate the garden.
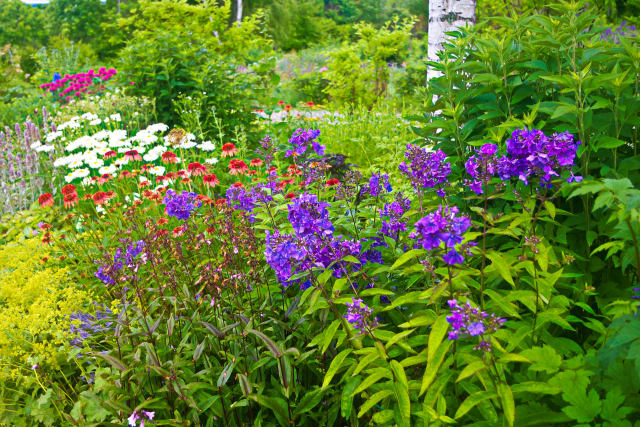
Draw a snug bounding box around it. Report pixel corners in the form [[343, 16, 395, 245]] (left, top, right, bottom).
[[0, 0, 639, 425]]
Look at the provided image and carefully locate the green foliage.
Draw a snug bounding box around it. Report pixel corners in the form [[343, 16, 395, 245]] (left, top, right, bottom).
[[0, 0, 48, 48], [324, 18, 413, 108], [118, 0, 275, 138], [268, 0, 326, 51]]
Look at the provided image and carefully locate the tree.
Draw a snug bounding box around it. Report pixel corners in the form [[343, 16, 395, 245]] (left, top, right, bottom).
[[427, 0, 475, 80]]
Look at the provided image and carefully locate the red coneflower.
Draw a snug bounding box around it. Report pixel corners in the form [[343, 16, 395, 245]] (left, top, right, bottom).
[[61, 184, 77, 195], [161, 151, 178, 164], [286, 192, 296, 199], [181, 178, 192, 184], [120, 170, 132, 179], [221, 143, 238, 157], [98, 174, 112, 184], [247, 170, 258, 176], [157, 218, 168, 226], [203, 174, 219, 187], [92, 191, 111, 205], [326, 178, 340, 187], [285, 105, 292, 112], [250, 158, 264, 167], [39, 223, 52, 230], [277, 100, 285, 106], [138, 180, 151, 188], [232, 182, 245, 188], [187, 162, 207, 176], [228, 159, 249, 175], [124, 150, 142, 161], [173, 225, 185, 237], [38, 193, 54, 208], [268, 166, 278, 173], [176, 170, 188, 177], [104, 150, 117, 159], [166, 172, 177, 179], [156, 175, 168, 183], [215, 199, 227, 207], [63, 192, 79, 208], [306, 101, 314, 107], [83, 193, 94, 201]]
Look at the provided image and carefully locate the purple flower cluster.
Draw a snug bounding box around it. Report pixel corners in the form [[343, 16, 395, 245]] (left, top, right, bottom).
[[601, 21, 637, 43], [398, 145, 451, 194], [465, 143, 499, 194], [164, 189, 201, 220], [128, 410, 155, 427], [344, 297, 378, 333], [69, 304, 114, 347], [264, 231, 308, 284], [362, 172, 392, 198], [95, 240, 146, 285], [497, 129, 581, 185], [287, 193, 334, 238], [256, 134, 276, 168], [446, 299, 505, 352], [285, 128, 325, 158], [410, 205, 472, 265], [380, 192, 411, 238]]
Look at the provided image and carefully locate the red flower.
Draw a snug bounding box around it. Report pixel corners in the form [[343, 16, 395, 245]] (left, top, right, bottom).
[[188, 162, 207, 176], [228, 159, 249, 175], [157, 218, 168, 226], [326, 178, 340, 187], [161, 151, 178, 164], [232, 182, 245, 188], [277, 100, 286, 106], [104, 150, 117, 159], [203, 174, 219, 187], [268, 166, 278, 173], [92, 191, 111, 205], [221, 143, 238, 158], [306, 101, 314, 107], [98, 174, 112, 184], [181, 178, 192, 184], [215, 199, 227, 207], [166, 172, 177, 179], [124, 150, 142, 161], [177, 170, 188, 177], [285, 192, 296, 199], [250, 158, 264, 167], [172, 225, 185, 237], [120, 170, 132, 179], [39, 223, 52, 230], [38, 193, 54, 208], [63, 193, 79, 208], [285, 105, 292, 112], [61, 184, 77, 196], [138, 180, 151, 188]]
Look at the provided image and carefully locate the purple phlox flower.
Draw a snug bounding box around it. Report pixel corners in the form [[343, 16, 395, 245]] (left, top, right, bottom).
[[465, 143, 500, 194], [497, 129, 580, 185], [256, 135, 275, 168], [446, 299, 505, 352], [344, 297, 377, 333], [380, 192, 411, 238], [410, 205, 472, 264], [286, 128, 324, 158], [398, 145, 451, 190], [163, 189, 200, 220], [287, 193, 334, 238], [128, 410, 155, 427], [264, 230, 308, 285], [362, 172, 392, 198]]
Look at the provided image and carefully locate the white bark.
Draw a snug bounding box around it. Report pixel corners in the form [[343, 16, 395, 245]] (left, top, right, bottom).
[[236, 0, 243, 23], [427, 0, 476, 80]]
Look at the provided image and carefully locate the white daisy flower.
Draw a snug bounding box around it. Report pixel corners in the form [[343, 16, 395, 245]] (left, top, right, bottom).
[[198, 141, 216, 151], [205, 157, 218, 165], [143, 152, 159, 162], [179, 141, 197, 149], [147, 165, 165, 176], [68, 159, 84, 169], [99, 165, 117, 175], [88, 158, 104, 169]]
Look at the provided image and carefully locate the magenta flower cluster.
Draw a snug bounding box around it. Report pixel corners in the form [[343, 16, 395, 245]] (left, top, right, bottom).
[[410, 205, 472, 265], [164, 189, 201, 220], [39, 67, 117, 103], [287, 193, 334, 238], [380, 192, 411, 238], [362, 172, 392, 197], [446, 299, 505, 352]]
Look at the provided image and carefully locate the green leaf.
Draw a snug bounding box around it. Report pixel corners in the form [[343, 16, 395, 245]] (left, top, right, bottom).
[[511, 381, 561, 395], [322, 349, 352, 389], [497, 383, 515, 427], [544, 201, 556, 219], [249, 394, 289, 426], [321, 320, 341, 354], [454, 391, 497, 419], [420, 339, 452, 395], [341, 376, 361, 419], [428, 315, 449, 363], [394, 381, 411, 426], [352, 368, 391, 395], [520, 345, 562, 374], [93, 352, 127, 372], [391, 249, 426, 270], [248, 329, 282, 358], [357, 389, 394, 418], [390, 360, 408, 390], [353, 351, 379, 375], [561, 389, 601, 423], [456, 360, 486, 383], [294, 388, 324, 416], [486, 250, 515, 286], [385, 329, 415, 350]]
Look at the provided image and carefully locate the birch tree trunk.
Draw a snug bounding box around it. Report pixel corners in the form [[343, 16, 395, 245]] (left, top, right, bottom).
[[427, 0, 476, 80], [236, 0, 243, 23]]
